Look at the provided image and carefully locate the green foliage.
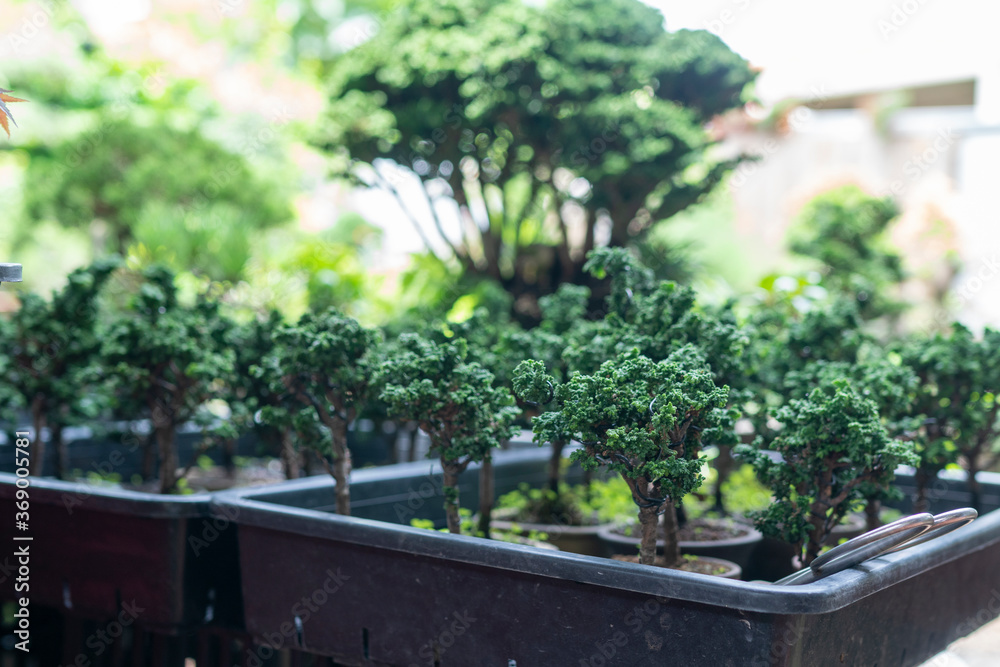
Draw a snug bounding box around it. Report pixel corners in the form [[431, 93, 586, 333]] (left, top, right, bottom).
[[496, 476, 634, 526], [101, 265, 235, 493], [378, 334, 518, 465], [735, 379, 917, 564], [316, 0, 755, 315], [789, 185, 904, 319], [22, 117, 291, 280], [897, 325, 1000, 507], [0, 257, 122, 475], [525, 348, 731, 506]]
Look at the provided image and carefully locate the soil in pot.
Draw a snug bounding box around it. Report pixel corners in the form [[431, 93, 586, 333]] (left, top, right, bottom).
[[599, 517, 762, 571], [610, 554, 742, 579]]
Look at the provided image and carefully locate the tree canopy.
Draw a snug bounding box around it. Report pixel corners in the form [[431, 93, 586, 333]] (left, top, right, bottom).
[[315, 0, 756, 321]]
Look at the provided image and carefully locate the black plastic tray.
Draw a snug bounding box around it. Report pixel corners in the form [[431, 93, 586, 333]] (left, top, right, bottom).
[[215, 450, 1000, 666]]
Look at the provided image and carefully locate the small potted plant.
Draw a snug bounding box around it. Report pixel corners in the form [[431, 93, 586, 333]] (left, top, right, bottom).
[[264, 308, 382, 515], [898, 324, 1000, 512], [735, 377, 918, 566], [102, 265, 235, 493], [1, 258, 120, 477], [516, 346, 739, 574], [377, 333, 519, 534]]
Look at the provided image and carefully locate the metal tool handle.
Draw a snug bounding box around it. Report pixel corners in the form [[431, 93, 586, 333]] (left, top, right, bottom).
[[0, 263, 22, 285], [774, 509, 977, 586]]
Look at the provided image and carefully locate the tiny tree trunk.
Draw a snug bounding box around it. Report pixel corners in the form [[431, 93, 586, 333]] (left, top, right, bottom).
[[142, 431, 156, 480], [712, 445, 735, 513], [914, 468, 931, 514], [408, 423, 420, 462], [157, 424, 178, 493], [53, 425, 67, 480], [547, 440, 565, 494], [477, 454, 494, 538], [330, 418, 352, 516], [967, 464, 982, 513], [661, 501, 682, 568], [582, 467, 593, 502], [637, 504, 660, 566], [442, 462, 462, 534], [804, 508, 833, 566], [864, 499, 881, 532], [280, 429, 300, 480], [223, 436, 237, 478], [29, 396, 46, 476]]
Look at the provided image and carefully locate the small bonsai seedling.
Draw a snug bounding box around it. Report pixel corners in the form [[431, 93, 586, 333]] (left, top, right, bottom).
[[271, 309, 381, 515], [1, 258, 120, 477], [899, 324, 1000, 512], [516, 347, 732, 567], [735, 379, 917, 565], [103, 265, 234, 493], [377, 334, 519, 534]]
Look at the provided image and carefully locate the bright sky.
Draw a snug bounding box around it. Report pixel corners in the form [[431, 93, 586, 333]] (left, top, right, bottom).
[[649, 0, 1000, 104]]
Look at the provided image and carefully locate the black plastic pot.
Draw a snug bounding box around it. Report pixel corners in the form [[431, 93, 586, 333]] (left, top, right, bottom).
[[214, 451, 1000, 666], [0, 473, 242, 632]]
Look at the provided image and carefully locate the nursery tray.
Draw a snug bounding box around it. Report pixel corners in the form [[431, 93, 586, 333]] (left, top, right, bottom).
[[214, 451, 1000, 667], [0, 474, 242, 631]]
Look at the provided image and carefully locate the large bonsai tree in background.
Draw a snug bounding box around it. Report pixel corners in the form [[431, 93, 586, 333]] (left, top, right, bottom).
[[102, 266, 235, 493], [315, 0, 756, 321], [268, 309, 382, 515], [377, 334, 519, 534], [0, 258, 120, 477], [517, 347, 732, 566], [736, 379, 917, 565]]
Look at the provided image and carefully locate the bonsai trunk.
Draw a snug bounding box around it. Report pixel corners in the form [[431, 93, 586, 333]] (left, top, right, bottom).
[[547, 439, 565, 494], [637, 504, 660, 566], [53, 425, 67, 480], [914, 468, 932, 514], [157, 424, 178, 493], [864, 499, 881, 532], [279, 429, 301, 480], [142, 431, 156, 480], [477, 454, 494, 538], [967, 463, 982, 513], [408, 423, 420, 462], [712, 445, 735, 513], [804, 506, 835, 566], [442, 461, 463, 534], [329, 418, 352, 516], [29, 395, 46, 476], [661, 501, 682, 568]]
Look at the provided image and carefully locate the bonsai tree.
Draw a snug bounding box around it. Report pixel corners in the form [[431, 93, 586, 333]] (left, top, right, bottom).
[[377, 334, 519, 534], [898, 324, 1000, 512], [516, 347, 732, 566], [315, 0, 756, 320], [225, 310, 306, 478], [102, 265, 235, 493], [788, 185, 905, 321], [782, 356, 919, 530], [735, 379, 918, 565], [0, 258, 120, 477], [269, 309, 382, 515]]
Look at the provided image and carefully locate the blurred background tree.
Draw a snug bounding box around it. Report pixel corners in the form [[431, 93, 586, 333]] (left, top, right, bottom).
[[313, 0, 756, 323]]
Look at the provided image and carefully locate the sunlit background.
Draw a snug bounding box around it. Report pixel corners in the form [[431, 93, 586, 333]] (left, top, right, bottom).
[[2, 0, 998, 331]]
